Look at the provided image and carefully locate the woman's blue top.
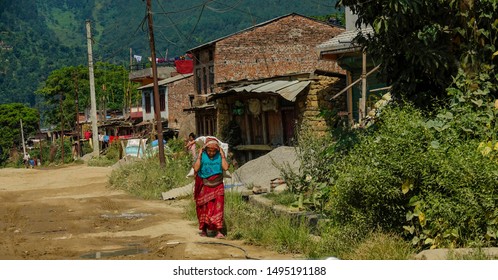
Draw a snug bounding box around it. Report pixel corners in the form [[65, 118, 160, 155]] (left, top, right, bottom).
[[197, 150, 222, 178]]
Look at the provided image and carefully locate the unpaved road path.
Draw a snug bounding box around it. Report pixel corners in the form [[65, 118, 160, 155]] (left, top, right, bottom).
[[0, 165, 297, 260]]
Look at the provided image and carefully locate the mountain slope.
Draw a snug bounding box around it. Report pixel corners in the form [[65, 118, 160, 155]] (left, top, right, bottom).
[[0, 0, 341, 106]]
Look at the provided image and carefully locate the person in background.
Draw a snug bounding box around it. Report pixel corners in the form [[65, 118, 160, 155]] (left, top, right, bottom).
[[185, 132, 197, 161], [192, 137, 229, 238], [23, 153, 31, 169]]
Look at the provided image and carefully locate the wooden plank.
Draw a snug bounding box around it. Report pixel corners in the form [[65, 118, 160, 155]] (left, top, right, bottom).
[[244, 112, 251, 144], [262, 111, 268, 144]]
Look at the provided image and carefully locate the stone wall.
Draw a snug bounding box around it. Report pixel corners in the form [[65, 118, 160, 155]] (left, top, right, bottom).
[[296, 75, 347, 135], [215, 98, 230, 139]]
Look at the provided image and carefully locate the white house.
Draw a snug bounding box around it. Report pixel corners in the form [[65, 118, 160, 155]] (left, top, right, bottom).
[[137, 74, 193, 122]]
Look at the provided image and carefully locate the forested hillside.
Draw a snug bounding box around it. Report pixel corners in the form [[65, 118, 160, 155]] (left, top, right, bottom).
[[0, 0, 341, 106]]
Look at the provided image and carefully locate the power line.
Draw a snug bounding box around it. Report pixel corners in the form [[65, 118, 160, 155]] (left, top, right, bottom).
[[205, 0, 244, 13], [153, 1, 206, 15], [189, 2, 207, 38], [210, 0, 263, 20], [89, 10, 149, 64]]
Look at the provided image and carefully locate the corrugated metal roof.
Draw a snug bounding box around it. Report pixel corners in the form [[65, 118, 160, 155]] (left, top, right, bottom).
[[138, 73, 193, 90], [210, 80, 311, 102], [317, 27, 373, 54], [183, 103, 215, 112]]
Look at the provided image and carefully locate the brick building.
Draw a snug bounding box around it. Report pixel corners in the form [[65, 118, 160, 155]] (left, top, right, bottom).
[[187, 13, 347, 162], [138, 74, 195, 139]]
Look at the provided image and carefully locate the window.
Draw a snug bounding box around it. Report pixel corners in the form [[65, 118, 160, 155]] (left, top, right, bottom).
[[144, 91, 151, 113], [159, 88, 166, 112], [209, 66, 214, 93], [203, 67, 208, 95], [196, 69, 202, 94]]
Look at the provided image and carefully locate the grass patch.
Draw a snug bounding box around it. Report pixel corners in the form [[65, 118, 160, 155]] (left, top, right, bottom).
[[185, 191, 416, 259], [87, 156, 116, 167], [447, 248, 498, 260], [344, 231, 416, 260], [109, 153, 192, 199], [264, 191, 296, 207]]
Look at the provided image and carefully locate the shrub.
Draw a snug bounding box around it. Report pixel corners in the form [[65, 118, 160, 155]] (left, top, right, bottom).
[[345, 231, 415, 260], [325, 104, 498, 249], [404, 139, 498, 248], [328, 105, 431, 231], [277, 124, 338, 212]]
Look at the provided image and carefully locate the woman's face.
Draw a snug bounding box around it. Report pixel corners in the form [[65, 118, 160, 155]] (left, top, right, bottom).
[[206, 147, 218, 158]]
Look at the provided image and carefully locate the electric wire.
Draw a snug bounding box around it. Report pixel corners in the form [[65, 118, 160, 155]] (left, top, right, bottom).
[[205, 0, 243, 13]]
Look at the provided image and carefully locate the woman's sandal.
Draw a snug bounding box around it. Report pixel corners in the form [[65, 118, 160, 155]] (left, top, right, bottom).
[[199, 231, 207, 237], [215, 232, 225, 239]]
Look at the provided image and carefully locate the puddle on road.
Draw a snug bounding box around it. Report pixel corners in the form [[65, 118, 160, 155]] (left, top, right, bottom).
[[80, 244, 148, 259]]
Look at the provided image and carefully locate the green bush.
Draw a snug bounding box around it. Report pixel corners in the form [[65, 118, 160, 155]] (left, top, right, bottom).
[[166, 137, 188, 153], [329, 105, 431, 231], [104, 141, 121, 162], [277, 125, 338, 212], [405, 139, 498, 248], [325, 104, 498, 249]]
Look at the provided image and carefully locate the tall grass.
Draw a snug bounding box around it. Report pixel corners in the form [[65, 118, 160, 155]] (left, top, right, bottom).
[[447, 248, 498, 260], [109, 152, 192, 199]]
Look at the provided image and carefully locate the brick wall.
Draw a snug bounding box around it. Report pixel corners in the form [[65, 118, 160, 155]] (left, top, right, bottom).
[[214, 15, 345, 84], [167, 76, 195, 138]]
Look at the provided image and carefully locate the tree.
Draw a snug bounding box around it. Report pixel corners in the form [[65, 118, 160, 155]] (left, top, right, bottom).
[[0, 103, 39, 164], [337, 0, 498, 108], [36, 62, 139, 130]]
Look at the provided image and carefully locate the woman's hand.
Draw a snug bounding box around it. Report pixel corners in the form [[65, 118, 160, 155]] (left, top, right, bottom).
[[220, 148, 229, 171], [193, 148, 203, 172]]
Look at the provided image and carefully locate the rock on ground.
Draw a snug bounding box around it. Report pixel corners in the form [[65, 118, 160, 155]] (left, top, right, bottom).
[[230, 146, 300, 189]]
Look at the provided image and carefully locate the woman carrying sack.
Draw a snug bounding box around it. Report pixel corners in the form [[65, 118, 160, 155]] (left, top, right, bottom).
[[193, 137, 229, 238]]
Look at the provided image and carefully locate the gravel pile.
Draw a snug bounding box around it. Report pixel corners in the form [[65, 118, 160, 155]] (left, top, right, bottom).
[[230, 146, 300, 189]]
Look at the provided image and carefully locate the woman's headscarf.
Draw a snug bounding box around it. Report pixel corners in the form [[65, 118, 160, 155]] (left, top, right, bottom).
[[204, 137, 220, 150]]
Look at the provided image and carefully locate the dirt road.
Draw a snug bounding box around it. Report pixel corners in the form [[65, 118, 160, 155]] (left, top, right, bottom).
[[0, 165, 296, 260]]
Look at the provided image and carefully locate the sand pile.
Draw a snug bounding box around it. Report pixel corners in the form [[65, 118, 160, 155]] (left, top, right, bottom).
[[230, 146, 300, 189]]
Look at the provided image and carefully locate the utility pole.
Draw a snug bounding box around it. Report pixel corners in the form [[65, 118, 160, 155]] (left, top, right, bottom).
[[74, 72, 81, 159], [86, 20, 99, 156], [360, 50, 367, 121], [60, 93, 64, 163], [146, 0, 166, 168], [129, 48, 133, 69], [20, 119, 26, 156]]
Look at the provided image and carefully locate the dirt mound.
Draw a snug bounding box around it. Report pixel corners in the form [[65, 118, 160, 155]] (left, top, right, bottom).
[[231, 146, 300, 189]]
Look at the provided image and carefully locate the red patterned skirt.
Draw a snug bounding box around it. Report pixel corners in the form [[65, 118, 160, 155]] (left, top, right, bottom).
[[194, 174, 224, 231]]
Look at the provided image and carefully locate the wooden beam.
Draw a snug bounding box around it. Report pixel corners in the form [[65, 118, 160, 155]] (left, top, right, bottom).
[[347, 71, 353, 125], [330, 64, 380, 100]]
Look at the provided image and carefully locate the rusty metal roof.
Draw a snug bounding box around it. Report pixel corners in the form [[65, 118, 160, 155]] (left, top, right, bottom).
[[209, 80, 311, 102]]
